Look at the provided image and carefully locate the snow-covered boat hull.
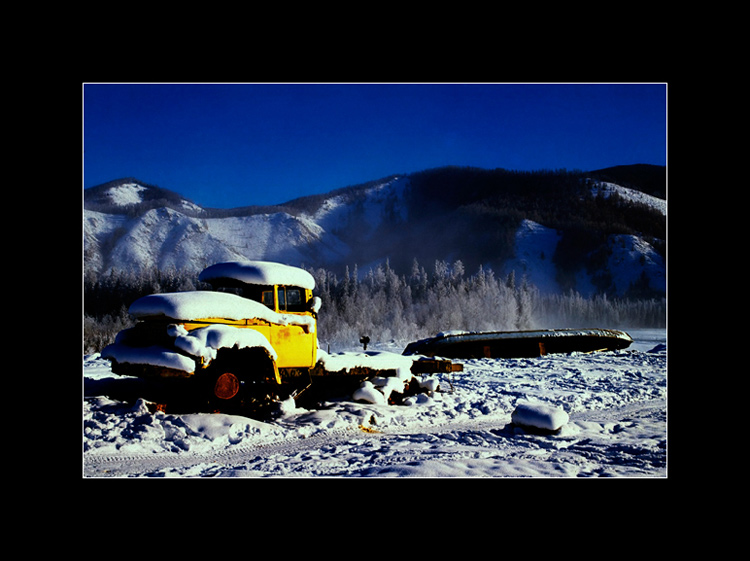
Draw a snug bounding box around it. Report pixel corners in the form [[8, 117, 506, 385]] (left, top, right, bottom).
[[403, 328, 633, 359]]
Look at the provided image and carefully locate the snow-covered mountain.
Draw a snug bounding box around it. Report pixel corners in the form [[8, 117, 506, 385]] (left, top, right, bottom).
[[83, 177, 406, 276], [83, 167, 666, 297]]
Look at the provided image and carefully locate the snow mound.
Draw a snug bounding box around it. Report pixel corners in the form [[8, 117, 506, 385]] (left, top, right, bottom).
[[511, 402, 569, 431], [353, 381, 388, 405]]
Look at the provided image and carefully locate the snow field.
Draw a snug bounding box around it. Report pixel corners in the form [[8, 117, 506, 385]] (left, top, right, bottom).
[[83, 329, 666, 477]]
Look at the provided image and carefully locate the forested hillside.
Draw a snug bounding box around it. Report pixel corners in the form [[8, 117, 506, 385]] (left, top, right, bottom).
[[83, 259, 665, 353], [84, 166, 665, 280], [83, 165, 666, 352], [352, 166, 665, 278]]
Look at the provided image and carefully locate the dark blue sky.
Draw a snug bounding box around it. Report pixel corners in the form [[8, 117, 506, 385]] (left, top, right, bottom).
[[83, 83, 666, 208]]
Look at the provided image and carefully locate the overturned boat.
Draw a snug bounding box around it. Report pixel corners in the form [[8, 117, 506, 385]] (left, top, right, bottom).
[[402, 328, 633, 359]]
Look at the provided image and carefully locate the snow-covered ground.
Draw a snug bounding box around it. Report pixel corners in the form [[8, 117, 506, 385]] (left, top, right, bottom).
[[83, 328, 666, 478]]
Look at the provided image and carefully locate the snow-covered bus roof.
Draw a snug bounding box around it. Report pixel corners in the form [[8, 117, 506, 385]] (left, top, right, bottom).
[[128, 291, 316, 332], [198, 261, 315, 290]]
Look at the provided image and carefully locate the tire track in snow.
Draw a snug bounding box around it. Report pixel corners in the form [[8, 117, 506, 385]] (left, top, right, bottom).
[[84, 424, 365, 476], [83, 411, 511, 477], [84, 399, 665, 477]]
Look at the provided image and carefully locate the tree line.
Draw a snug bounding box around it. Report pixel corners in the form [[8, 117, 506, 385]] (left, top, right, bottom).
[[306, 259, 665, 350], [84, 261, 665, 354]]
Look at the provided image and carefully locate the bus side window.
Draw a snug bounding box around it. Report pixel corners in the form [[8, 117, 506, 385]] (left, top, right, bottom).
[[278, 287, 286, 311], [286, 288, 303, 311], [262, 290, 275, 310]]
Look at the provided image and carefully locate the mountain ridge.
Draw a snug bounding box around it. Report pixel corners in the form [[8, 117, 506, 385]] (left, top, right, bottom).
[[83, 165, 666, 298]]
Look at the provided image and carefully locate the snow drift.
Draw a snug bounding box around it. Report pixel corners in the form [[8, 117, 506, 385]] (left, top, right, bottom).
[[84, 329, 667, 478]]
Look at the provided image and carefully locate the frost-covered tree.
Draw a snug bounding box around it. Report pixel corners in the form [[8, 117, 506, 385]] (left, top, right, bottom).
[[83, 260, 665, 353], [308, 260, 665, 349]]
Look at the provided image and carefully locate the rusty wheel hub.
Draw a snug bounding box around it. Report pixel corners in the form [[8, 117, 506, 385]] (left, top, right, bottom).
[[214, 372, 241, 400]]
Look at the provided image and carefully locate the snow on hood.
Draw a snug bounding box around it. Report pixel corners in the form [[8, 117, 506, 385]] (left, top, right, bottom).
[[129, 291, 316, 332], [169, 324, 277, 363], [199, 261, 315, 290], [101, 343, 197, 373], [103, 324, 277, 373]]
